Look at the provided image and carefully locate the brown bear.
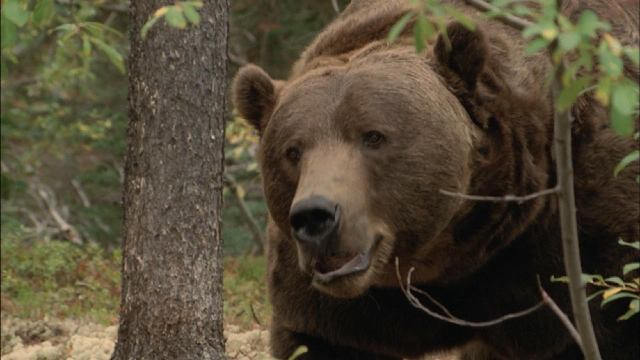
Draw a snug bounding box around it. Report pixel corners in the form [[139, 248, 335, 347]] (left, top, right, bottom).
[[232, 0, 640, 359]]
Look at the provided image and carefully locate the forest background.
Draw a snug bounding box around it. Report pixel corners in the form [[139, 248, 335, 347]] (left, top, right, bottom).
[[1, 0, 351, 358]]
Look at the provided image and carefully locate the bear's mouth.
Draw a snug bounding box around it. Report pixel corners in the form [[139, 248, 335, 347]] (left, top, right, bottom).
[[313, 252, 371, 283]]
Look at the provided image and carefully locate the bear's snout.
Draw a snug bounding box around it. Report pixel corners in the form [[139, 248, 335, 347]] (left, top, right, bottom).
[[289, 195, 340, 254]]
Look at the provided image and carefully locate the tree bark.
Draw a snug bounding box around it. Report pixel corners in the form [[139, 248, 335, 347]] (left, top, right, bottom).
[[111, 0, 228, 358]]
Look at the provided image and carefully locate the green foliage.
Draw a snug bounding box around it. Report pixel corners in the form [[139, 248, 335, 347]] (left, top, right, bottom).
[[1, 228, 122, 324], [223, 256, 271, 330], [141, 1, 203, 39]]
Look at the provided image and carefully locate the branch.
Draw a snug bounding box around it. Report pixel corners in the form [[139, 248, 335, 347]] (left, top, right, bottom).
[[395, 258, 544, 327], [463, 1, 602, 358], [463, 0, 534, 30], [439, 186, 559, 204], [537, 276, 584, 351], [35, 183, 83, 245], [223, 173, 266, 254]]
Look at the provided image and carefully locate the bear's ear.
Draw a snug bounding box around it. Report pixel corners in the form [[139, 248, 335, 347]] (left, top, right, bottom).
[[232, 65, 280, 132], [433, 22, 488, 91]]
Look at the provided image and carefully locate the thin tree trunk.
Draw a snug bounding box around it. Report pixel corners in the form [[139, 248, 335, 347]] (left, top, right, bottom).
[[111, 0, 228, 358]]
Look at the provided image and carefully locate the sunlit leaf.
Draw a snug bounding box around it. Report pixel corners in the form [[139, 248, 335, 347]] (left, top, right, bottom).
[[84, 22, 123, 37], [3, 0, 29, 27], [601, 291, 637, 307], [288, 346, 308, 360], [586, 289, 605, 302], [576, 10, 610, 37], [558, 32, 581, 52], [604, 277, 625, 287], [619, 239, 640, 249], [599, 42, 623, 77], [182, 3, 200, 25], [614, 151, 639, 177], [165, 6, 187, 29], [623, 263, 640, 275], [388, 12, 413, 43], [610, 106, 634, 137], [611, 82, 639, 116], [603, 288, 623, 299], [618, 299, 639, 321]]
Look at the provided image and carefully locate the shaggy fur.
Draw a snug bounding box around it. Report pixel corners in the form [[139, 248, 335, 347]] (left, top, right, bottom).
[[232, 0, 639, 359]]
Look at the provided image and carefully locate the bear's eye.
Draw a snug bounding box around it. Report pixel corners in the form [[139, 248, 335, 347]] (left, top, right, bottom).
[[363, 131, 384, 147], [285, 147, 301, 162]]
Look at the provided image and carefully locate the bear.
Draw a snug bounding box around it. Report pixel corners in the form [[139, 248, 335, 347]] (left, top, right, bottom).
[[232, 0, 640, 359]]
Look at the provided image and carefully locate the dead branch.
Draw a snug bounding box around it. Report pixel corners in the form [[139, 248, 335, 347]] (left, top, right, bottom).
[[223, 173, 266, 254], [34, 183, 83, 245], [537, 276, 584, 351], [395, 258, 544, 327], [463, 0, 534, 30], [439, 186, 559, 204]]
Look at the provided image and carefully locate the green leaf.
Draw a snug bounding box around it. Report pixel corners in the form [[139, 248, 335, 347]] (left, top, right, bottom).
[[141, 15, 161, 39], [623, 46, 639, 67], [619, 239, 640, 250], [576, 10, 610, 37], [164, 6, 187, 29], [33, 0, 54, 25], [558, 32, 581, 52], [90, 37, 125, 74], [618, 299, 639, 321], [614, 150, 639, 177], [182, 3, 200, 24], [84, 22, 123, 37], [443, 6, 475, 30], [601, 291, 637, 307], [610, 106, 634, 137], [491, 0, 512, 7], [3, 0, 28, 27], [623, 263, 640, 275], [288, 345, 308, 360], [1, 15, 18, 48], [556, 76, 593, 111], [525, 38, 550, 56], [388, 12, 413, 43], [604, 276, 625, 287], [54, 23, 76, 32], [82, 35, 91, 57], [586, 289, 605, 302], [550, 275, 568, 283], [599, 42, 623, 77], [512, 4, 533, 17], [581, 273, 604, 284], [611, 82, 639, 116]]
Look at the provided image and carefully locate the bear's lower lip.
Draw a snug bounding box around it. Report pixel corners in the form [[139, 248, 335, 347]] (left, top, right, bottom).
[[313, 252, 371, 283]]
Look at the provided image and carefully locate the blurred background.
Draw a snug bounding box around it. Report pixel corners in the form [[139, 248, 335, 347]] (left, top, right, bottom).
[[0, 0, 351, 357]]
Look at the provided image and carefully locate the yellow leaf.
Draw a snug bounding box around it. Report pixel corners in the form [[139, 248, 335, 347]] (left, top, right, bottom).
[[246, 162, 258, 171], [542, 29, 558, 41], [603, 33, 622, 56], [233, 146, 244, 160], [594, 90, 609, 106], [603, 288, 622, 299], [236, 185, 245, 199], [154, 7, 168, 17]]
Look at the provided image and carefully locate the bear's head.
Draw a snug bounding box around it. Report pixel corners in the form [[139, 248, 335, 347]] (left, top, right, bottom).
[[232, 22, 550, 298]]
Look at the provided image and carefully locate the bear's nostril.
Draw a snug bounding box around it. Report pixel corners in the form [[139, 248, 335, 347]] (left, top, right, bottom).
[[289, 196, 340, 249]]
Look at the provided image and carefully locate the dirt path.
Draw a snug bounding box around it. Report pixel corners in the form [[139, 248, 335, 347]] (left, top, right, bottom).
[[1, 314, 456, 360]]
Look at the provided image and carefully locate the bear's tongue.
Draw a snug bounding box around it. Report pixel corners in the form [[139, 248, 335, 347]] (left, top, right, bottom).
[[315, 252, 358, 274]]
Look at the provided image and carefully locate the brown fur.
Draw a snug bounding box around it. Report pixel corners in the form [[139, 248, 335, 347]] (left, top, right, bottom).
[[232, 0, 640, 359]]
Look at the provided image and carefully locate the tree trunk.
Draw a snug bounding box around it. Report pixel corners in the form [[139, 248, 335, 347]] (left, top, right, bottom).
[[111, 0, 228, 358]]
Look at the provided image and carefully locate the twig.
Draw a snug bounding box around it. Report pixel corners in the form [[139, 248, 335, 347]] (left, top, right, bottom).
[[249, 303, 262, 326], [331, 0, 340, 15], [71, 179, 92, 207], [552, 56, 601, 359], [463, 1, 602, 358], [34, 182, 83, 245], [537, 276, 584, 351], [463, 0, 534, 30], [439, 186, 559, 204], [395, 258, 544, 327], [223, 173, 266, 254]]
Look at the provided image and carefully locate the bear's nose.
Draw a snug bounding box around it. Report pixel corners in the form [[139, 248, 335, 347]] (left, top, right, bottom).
[[289, 196, 340, 252]]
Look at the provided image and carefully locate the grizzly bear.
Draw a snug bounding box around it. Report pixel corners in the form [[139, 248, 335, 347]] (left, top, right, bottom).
[[232, 0, 639, 359]]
